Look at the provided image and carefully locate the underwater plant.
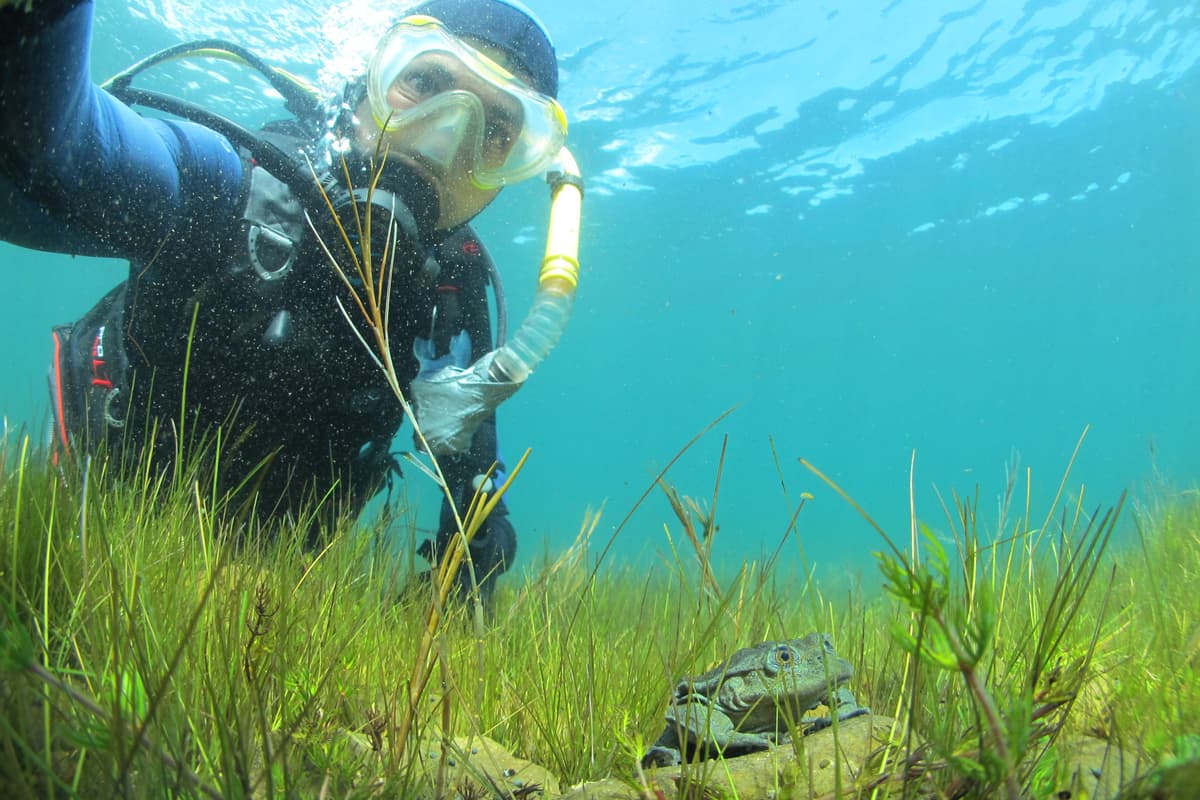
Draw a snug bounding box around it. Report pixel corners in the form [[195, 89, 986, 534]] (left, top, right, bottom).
[[0, 339, 1195, 799], [306, 143, 529, 769]]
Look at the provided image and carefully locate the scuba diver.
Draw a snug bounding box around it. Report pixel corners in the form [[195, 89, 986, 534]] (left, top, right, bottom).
[[0, 0, 583, 601]]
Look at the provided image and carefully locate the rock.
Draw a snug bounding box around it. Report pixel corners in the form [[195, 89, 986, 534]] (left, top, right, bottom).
[[415, 734, 561, 798], [1056, 737, 1149, 800], [1111, 757, 1200, 800], [560, 713, 897, 800]]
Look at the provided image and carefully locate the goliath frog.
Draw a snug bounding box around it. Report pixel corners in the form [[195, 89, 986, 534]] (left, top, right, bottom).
[[643, 633, 869, 767]]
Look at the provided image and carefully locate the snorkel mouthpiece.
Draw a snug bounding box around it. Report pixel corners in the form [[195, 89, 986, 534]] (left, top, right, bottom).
[[411, 146, 582, 454]]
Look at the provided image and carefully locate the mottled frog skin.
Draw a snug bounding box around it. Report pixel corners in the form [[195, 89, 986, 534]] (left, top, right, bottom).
[[642, 633, 868, 767]]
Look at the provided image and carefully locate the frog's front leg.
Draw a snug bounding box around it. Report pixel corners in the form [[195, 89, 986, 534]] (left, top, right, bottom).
[[642, 742, 683, 768], [694, 702, 776, 759], [641, 698, 707, 768], [712, 728, 777, 757], [675, 696, 777, 760], [644, 695, 753, 766], [797, 686, 871, 737], [833, 686, 870, 721]]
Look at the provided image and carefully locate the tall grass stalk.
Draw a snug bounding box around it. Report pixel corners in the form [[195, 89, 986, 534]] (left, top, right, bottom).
[[305, 142, 536, 772]]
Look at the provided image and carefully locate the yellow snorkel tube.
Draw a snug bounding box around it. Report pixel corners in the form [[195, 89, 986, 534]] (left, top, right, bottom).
[[411, 146, 583, 454], [490, 147, 582, 383]]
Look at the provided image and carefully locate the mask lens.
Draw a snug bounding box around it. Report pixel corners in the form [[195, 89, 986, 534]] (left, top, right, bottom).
[[473, 94, 566, 188], [366, 16, 567, 188]]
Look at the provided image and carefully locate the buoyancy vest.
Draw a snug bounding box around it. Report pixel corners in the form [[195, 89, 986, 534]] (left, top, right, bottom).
[[49, 130, 471, 525]]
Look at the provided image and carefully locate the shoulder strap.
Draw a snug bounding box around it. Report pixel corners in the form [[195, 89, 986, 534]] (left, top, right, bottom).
[[243, 165, 306, 281]]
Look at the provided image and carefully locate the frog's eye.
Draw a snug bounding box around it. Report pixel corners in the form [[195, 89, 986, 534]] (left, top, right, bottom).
[[770, 645, 795, 670]]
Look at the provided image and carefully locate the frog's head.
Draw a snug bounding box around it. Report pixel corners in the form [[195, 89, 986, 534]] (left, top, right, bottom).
[[752, 634, 852, 689], [792, 632, 851, 677], [709, 633, 854, 727]]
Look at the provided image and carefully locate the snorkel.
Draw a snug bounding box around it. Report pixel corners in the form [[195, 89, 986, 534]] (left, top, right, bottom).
[[409, 146, 582, 454], [491, 147, 581, 382]]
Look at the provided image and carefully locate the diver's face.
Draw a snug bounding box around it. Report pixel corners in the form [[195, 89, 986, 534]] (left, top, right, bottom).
[[354, 40, 527, 230], [354, 103, 499, 230]]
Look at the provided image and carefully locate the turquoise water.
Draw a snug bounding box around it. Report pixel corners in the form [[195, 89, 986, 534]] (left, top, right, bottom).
[[2, 0, 1197, 576]]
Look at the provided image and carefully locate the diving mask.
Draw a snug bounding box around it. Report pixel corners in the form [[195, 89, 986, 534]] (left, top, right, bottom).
[[367, 15, 568, 190]]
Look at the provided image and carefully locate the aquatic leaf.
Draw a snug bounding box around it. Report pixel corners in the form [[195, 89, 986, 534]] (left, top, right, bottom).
[[1170, 733, 1200, 763], [0, 602, 35, 673], [946, 750, 986, 783], [954, 580, 995, 667], [887, 617, 956, 671], [1002, 689, 1034, 768], [103, 666, 149, 725]]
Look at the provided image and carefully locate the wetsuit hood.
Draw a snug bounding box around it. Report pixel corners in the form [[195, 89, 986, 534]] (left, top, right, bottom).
[[407, 0, 558, 98]]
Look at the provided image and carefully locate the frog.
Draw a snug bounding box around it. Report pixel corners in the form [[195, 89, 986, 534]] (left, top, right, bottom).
[[642, 632, 869, 768]]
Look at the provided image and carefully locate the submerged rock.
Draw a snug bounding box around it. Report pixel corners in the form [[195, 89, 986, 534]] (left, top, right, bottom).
[[1056, 736, 1150, 800], [561, 713, 896, 800], [415, 734, 561, 799], [1110, 757, 1200, 800]]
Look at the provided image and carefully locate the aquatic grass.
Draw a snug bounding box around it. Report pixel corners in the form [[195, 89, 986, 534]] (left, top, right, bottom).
[[3, 380, 1198, 800], [1100, 483, 1200, 754], [793, 432, 1163, 799], [0, 432, 434, 796]]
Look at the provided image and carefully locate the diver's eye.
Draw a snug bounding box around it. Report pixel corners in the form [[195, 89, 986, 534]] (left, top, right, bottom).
[[482, 117, 516, 157], [484, 119, 513, 147], [399, 63, 456, 99]]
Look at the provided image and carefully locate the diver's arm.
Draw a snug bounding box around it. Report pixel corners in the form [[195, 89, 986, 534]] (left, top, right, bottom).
[[0, 0, 244, 259], [0, 170, 131, 258]]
